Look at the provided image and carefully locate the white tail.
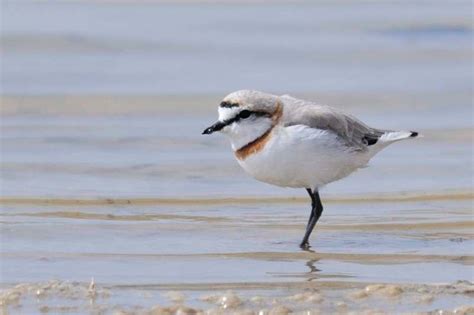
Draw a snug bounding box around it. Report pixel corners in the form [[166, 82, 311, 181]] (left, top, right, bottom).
[[379, 131, 419, 144]]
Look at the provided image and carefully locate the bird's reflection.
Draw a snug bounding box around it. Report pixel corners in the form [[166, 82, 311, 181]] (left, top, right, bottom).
[[268, 242, 322, 281], [306, 259, 320, 274], [305, 258, 321, 281], [301, 246, 322, 281]]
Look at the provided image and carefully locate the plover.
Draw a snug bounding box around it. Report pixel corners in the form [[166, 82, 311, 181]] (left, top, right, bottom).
[[203, 90, 418, 249]]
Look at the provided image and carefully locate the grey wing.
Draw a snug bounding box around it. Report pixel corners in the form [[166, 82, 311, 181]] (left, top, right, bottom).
[[280, 95, 387, 150]]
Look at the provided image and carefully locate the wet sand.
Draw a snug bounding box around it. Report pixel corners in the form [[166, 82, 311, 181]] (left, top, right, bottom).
[[1, 93, 473, 314], [1, 191, 473, 314]]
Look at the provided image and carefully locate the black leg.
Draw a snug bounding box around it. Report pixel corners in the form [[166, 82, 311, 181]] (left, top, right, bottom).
[[305, 188, 315, 226], [300, 190, 324, 249]]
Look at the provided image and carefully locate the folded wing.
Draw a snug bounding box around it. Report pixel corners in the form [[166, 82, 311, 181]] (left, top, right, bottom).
[[280, 95, 387, 151]]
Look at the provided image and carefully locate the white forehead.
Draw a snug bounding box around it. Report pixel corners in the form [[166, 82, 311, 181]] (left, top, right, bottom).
[[218, 106, 239, 121]]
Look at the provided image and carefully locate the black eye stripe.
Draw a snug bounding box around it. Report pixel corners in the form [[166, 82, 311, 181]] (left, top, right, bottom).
[[251, 111, 271, 117], [220, 110, 271, 128], [240, 111, 270, 118]]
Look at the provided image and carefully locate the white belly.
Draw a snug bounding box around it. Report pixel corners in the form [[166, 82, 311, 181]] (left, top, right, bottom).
[[236, 125, 371, 189]]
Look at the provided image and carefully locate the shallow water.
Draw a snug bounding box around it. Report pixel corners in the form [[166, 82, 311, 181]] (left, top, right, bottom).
[[1, 1, 473, 314], [1, 94, 473, 314]]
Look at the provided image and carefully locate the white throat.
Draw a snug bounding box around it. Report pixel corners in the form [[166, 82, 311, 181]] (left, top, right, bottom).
[[217, 106, 274, 151], [227, 119, 272, 151]]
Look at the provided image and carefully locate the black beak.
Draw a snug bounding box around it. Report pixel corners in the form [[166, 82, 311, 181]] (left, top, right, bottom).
[[202, 121, 226, 135]]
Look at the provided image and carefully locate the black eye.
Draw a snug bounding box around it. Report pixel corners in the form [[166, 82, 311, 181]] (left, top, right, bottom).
[[239, 110, 251, 119]]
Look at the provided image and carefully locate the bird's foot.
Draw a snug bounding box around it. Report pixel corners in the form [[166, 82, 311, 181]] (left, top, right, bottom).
[[299, 241, 311, 250]]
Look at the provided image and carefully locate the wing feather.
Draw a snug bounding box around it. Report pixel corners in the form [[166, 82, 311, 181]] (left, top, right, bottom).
[[280, 95, 387, 150]]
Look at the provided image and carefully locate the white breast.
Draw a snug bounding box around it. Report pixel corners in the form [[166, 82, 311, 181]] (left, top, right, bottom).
[[236, 125, 371, 189]]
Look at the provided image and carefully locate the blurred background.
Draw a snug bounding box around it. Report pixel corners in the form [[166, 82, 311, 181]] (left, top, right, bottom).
[[1, 1, 473, 314], [2, 1, 472, 94], [1, 0, 472, 198]]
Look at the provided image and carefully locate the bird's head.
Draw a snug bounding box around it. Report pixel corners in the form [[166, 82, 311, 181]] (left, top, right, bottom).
[[202, 90, 282, 151]]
